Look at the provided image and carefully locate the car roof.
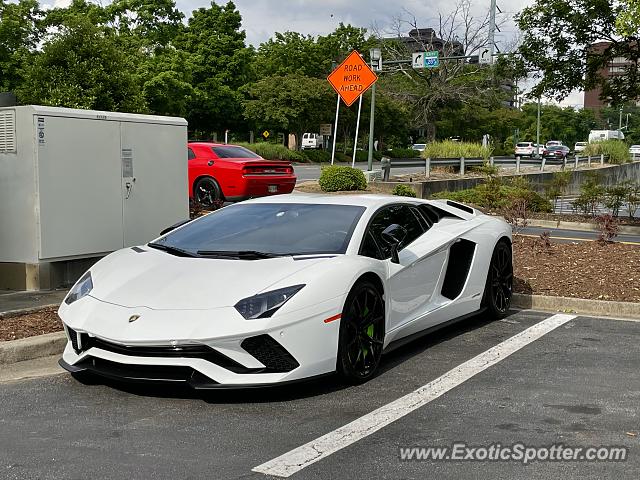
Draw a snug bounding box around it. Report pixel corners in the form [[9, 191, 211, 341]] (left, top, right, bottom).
[[188, 142, 244, 148], [239, 193, 477, 216]]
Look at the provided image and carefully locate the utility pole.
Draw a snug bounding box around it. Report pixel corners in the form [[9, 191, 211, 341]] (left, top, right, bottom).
[[488, 0, 497, 63], [619, 106, 623, 130], [535, 97, 541, 159], [367, 48, 381, 171]]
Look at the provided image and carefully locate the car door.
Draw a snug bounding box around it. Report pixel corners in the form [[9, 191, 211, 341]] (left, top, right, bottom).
[[362, 204, 448, 333]]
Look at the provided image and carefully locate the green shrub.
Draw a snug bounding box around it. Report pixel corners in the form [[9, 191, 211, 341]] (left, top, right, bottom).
[[236, 142, 306, 162], [431, 183, 552, 212], [334, 151, 351, 162], [318, 166, 367, 192], [301, 149, 332, 162], [423, 140, 493, 160], [582, 140, 630, 164], [382, 148, 419, 158], [392, 184, 417, 197], [346, 150, 383, 162]]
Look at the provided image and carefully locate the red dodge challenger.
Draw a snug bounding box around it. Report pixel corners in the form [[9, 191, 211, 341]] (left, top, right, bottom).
[[188, 142, 297, 205]]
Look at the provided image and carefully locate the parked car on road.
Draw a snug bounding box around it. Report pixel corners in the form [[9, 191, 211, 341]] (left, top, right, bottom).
[[629, 145, 640, 156], [301, 133, 323, 150], [543, 145, 570, 160], [188, 142, 296, 206], [574, 142, 588, 153], [411, 143, 427, 152], [545, 140, 562, 148], [514, 142, 541, 157]]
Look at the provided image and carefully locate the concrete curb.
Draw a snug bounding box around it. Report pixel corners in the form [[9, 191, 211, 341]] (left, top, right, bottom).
[[0, 304, 59, 320], [513, 293, 640, 320], [0, 331, 66, 364], [526, 218, 640, 236]]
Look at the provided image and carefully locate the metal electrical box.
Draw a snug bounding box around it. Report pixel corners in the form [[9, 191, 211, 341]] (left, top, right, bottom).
[[0, 106, 188, 289]]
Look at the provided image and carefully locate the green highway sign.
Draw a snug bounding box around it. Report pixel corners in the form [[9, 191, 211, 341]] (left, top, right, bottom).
[[412, 51, 439, 69], [424, 51, 439, 68]]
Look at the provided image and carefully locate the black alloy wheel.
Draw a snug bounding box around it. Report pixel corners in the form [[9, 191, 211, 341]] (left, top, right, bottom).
[[483, 241, 513, 319], [337, 281, 385, 383], [194, 177, 222, 207]]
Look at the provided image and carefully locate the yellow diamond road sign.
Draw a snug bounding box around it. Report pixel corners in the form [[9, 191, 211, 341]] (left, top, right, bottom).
[[262, 130, 270, 139]]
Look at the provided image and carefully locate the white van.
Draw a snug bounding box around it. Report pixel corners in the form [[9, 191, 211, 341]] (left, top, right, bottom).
[[588, 130, 625, 142], [301, 133, 323, 150]]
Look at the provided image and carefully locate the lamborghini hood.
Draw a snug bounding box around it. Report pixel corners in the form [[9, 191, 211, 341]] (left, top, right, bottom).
[[88, 246, 332, 310]]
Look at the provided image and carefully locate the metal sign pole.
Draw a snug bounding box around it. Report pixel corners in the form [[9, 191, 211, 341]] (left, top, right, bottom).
[[331, 95, 340, 165], [352, 94, 363, 168]]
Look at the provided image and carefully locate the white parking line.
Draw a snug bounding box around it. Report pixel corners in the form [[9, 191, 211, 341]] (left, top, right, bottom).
[[252, 313, 576, 477]]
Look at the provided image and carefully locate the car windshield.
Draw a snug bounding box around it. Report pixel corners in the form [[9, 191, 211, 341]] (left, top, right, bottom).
[[152, 203, 366, 257], [211, 146, 261, 159], [516, 143, 531, 148], [576, 142, 587, 146], [548, 146, 564, 150]]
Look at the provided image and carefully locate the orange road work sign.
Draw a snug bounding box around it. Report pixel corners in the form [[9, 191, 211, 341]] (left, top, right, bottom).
[[327, 50, 378, 107]]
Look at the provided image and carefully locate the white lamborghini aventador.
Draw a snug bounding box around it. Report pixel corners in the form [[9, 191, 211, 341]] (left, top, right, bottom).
[[59, 194, 513, 388]]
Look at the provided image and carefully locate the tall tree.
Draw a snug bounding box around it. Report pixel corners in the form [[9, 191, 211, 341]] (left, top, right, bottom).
[[105, 0, 184, 50], [178, 1, 253, 133], [256, 23, 373, 79], [243, 74, 334, 149], [517, 0, 640, 105], [379, 0, 521, 139], [0, 0, 42, 92], [18, 1, 145, 111]]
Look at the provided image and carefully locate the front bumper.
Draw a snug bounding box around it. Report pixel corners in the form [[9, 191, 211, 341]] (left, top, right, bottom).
[[59, 295, 342, 388]]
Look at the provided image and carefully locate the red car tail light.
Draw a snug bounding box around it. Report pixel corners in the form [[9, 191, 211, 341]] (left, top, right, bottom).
[[243, 165, 293, 175]]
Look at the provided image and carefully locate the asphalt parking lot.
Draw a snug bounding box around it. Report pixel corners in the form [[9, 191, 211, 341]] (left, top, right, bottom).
[[1, 309, 638, 479]]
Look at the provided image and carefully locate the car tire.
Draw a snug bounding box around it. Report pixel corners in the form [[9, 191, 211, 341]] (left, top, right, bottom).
[[194, 177, 222, 207], [337, 280, 385, 384], [482, 240, 513, 319]]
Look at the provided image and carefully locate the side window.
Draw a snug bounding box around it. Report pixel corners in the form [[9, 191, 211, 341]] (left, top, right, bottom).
[[364, 205, 425, 259], [188, 148, 196, 160], [360, 230, 384, 260]]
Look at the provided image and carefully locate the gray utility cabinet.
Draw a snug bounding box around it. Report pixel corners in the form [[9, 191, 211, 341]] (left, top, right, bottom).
[[0, 106, 188, 290]]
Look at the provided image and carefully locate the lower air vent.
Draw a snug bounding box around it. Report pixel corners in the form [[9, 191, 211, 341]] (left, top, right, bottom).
[[241, 335, 300, 373]]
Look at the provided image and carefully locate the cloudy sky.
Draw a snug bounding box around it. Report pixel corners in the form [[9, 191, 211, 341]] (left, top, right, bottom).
[[49, 0, 583, 106]]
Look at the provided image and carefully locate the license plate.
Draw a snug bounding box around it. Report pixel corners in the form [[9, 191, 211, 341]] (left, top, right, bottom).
[[268, 185, 278, 193]]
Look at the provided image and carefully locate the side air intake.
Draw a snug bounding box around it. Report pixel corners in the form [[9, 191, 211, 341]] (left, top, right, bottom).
[[441, 239, 476, 300]]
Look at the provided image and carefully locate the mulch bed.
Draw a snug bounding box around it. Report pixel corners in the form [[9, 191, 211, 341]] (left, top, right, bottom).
[[514, 235, 640, 302], [0, 307, 62, 342], [2, 236, 638, 342]]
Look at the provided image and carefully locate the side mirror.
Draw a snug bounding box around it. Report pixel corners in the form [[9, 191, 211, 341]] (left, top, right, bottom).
[[381, 224, 407, 264], [160, 219, 190, 236]]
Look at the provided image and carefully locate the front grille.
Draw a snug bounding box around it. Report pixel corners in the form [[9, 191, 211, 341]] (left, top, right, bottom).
[[65, 327, 260, 374], [241, 335, 299, 373]]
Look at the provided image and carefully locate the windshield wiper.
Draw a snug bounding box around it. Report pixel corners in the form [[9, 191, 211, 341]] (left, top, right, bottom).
[[196, 250, 285, 259], [148, 243, 200, 257]]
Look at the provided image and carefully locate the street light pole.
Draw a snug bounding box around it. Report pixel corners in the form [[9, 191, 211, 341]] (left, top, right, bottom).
[[535, 97, 541, 159], [367, 48, 381, 172], [619, 106, 623, 130]]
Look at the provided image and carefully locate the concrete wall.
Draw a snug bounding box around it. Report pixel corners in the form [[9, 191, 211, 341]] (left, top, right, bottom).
[[375, 161, 640, 199]]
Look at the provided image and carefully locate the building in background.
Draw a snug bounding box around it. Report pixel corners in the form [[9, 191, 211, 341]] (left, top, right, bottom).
[[584, 41, 636, 109], [396, 28, 464, 56]]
